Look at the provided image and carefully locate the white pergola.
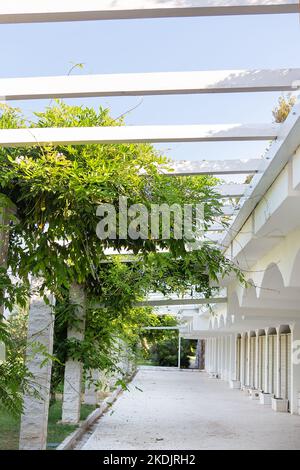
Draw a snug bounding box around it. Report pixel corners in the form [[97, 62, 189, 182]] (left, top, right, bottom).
[[2, 0, 299, 318], [2, 0, 300, 449]]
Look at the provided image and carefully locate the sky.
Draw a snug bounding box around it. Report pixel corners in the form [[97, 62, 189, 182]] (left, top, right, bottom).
[[0, 12, 300, 163]]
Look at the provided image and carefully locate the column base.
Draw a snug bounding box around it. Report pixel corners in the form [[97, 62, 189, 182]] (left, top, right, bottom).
[[241, 385, 251, 395], [208, 372, 219, 379], [249, 389, 260, 400], [229, 379, 241, 389], [259, 392, 274, 405], [271, 397, 289, 413]]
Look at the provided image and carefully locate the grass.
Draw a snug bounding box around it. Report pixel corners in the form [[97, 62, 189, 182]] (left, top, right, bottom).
[[0, 410, 20, 450], [0, 401, 96, 450]]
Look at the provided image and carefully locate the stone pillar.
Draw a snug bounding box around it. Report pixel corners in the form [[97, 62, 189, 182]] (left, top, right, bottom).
[[84, 370, 100, 405], [255, 330, 259, 389], [264, 329, 269, 393], [276, 326, 281, 398], [62, 283, 86, 424], [290, 322, 300, 414], [19, 294, 55, 450]]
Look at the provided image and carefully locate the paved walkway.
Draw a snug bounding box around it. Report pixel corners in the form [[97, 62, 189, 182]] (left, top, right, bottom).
[[81, 367, 300, 450]]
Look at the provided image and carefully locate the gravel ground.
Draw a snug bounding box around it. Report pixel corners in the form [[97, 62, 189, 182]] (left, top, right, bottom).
[[81, 367, 300, 450]]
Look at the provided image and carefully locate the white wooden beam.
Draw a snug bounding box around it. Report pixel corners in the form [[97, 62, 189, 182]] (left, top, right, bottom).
[[164, 158, 263, 176], [222, 205, 240, 216], [1, 69, 300, 101], [93, 297, 227, 308], [215, 184, 248, 197], [207, 223, 227, 232], [142, 326, 180, 330], [0, 124, 279, 147], [137, 297, 228, 307], [0, 1, 298, 24]]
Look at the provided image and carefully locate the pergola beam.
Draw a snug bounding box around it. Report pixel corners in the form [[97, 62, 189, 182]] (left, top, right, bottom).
[[222, 205, 239, 216], [0, 1, 298, 24], [135, 297, 228, 307], [142, 326, 180, 330], [1, 69, 300, 101], [0, 124, 279, 148], [165, 158, 263, 176], [215, 184, 248, 197], [93, 297, 227, 308]]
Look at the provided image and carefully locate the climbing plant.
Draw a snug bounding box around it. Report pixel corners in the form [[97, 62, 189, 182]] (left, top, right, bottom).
[[0, 101, 244, 410]]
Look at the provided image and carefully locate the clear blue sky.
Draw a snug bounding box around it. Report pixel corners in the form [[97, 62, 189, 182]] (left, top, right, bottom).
[[1, 13, 300, 162]]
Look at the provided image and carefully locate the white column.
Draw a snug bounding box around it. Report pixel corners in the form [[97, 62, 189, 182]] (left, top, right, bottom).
[[246, 332, 251, 386], [62, 283, 86, 424], [209, 338, 213, 372], [227, 336, 231, 381], [229, 334, 237, 380], [19, 293, 54, 450], [290, 322, 300, 415], [211, 338, 214, 372], [276, 326, 281, 398], [264, 329, 269, 393], [218, 337, 221, 375], [255, 330, 259, 389], [219, 337, 222, 376], [240, 333, 246, 386], [222, 337, 226, 380], [178, 334, 181, 369], [213, 337, 217, 373], [223, 337, 227, 379]]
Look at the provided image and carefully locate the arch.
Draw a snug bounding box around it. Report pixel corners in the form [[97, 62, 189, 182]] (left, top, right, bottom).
[[257, 262, 285, 300], [240, 278, 257, 308], [209, 316, 218, 330], [227, 291, 241, 319], [218, 314, 225, 329], [279, 324, 291, 334]]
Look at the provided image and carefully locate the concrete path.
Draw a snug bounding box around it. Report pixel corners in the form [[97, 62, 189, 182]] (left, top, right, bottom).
[[81, 367, 300, 450]]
